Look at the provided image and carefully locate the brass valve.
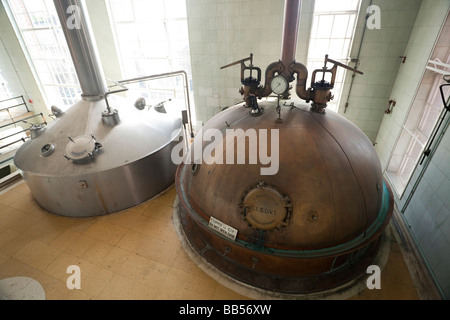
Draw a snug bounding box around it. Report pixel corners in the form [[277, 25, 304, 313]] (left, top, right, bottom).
[[310, 55, 364, 114], [221, 54, 263, 115]]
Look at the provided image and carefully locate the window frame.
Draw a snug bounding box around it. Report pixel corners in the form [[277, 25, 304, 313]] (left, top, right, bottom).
[[5, 0, 82, 109], [106, 0, 194, 110], [306, 0, 362, 113], [386, 61, 450, 198]]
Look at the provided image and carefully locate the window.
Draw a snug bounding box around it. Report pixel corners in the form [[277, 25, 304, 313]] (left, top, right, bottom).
[[307, 0, 361, 112], [6, 0, 81, 109], [386, 59, 450, 197], [107, 0, 194, 110], [386, 10, 450, 198]]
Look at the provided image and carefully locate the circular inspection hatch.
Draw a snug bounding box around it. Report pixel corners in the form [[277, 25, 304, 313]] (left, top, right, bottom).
[[241, 182, 292, 231], [65, 135, 96, 161]]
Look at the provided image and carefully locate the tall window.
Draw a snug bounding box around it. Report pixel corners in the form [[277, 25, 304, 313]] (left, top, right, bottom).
[[387, 60, 450, 197], [386, 11, 450, 198], [107, 0, 194, 109], [6, 0, 81, 109], [307, 0, 361, 112]]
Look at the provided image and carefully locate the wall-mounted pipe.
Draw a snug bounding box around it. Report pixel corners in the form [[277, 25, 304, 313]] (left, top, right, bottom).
[[258, 0, 302, 98], [258, 62, 284, 98], [344, 0, 372, 113], [53, 0, 108, 100]]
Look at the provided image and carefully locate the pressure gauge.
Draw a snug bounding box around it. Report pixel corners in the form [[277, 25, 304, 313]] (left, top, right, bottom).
[[271, 75, 289, 95]]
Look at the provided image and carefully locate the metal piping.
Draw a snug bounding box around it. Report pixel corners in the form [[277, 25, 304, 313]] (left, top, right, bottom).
[[344, 0, 371, 113], [290, 62, 311, 100], [280, 0, 302, 80], [53, 0, 108, 100], [259, 0, 302, 97], [259, 61, 284, 98]]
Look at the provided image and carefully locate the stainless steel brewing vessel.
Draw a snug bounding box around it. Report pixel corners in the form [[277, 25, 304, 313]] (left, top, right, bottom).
[[14, 0, 185, 217]]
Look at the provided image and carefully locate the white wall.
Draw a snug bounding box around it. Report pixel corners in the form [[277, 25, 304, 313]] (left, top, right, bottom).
[[339, 0, 422, 143]]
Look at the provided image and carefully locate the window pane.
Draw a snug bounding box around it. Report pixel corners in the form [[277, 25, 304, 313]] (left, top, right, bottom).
[[30, 11, 51, 28], [108, 0, 195, 108], [23, 0, 45, 13], [165, 0, 186, 20], [106, 0, 195, 120], [307, 0, 361, 112], [8, 0, 81, 109], [331, 15, 350, 39], [10, 0, 26, 14], [109, 0, 134, 22], [314, 0, 360, 13], [15, 13, 33, 29], [316, 16, 333, 39], [328, 39, 345, 59], [138, 22, 167, 42], [134, 0, 164, 22]]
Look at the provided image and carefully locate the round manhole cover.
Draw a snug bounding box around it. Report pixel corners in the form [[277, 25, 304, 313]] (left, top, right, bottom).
[[242, 182, 292, 231]]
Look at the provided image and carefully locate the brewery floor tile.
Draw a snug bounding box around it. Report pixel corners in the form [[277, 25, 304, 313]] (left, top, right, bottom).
[[0, 180, 425, 300]]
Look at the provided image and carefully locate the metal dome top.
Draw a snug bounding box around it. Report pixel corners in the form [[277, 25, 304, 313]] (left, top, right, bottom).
[[176, 100, 391, 254]]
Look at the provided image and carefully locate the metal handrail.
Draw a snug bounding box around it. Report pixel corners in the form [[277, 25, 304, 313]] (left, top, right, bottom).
[[115, 70, 195, 137], [0, 113, 44, 130], [0, 137, 28, 151], [0, 95, 30, 113], [0, 128, 29, 142], [0, 112, 47, 152]]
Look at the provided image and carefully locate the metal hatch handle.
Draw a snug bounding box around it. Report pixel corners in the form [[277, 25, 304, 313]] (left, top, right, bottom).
[[325, 55, 364, 75]]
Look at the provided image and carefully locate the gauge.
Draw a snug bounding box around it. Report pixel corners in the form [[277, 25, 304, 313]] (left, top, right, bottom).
[[271, 75, 289, 95]]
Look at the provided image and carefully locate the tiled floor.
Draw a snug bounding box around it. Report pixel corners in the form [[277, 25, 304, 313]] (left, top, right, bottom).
[[0, 180, 423, 300]]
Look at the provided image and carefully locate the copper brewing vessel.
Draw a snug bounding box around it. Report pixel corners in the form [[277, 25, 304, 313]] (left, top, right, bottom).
[[174, 0, 393, 294], [175, 100, 393, 294]]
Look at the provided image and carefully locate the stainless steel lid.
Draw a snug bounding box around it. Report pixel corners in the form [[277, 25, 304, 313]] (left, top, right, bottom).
[[65, 135, 96, 161]]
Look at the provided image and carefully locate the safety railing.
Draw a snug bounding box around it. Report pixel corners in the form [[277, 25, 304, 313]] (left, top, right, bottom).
[[0, 96, 46, 163], [0, 95, 29, 117]]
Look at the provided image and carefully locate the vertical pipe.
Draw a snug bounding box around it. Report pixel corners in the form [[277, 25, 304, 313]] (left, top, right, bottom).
[[53, 0, 108, 100], [280, 0, 302, 79]]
